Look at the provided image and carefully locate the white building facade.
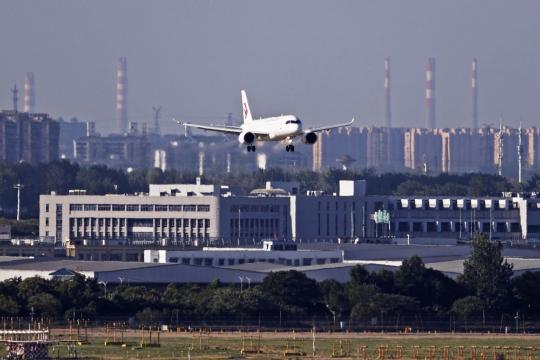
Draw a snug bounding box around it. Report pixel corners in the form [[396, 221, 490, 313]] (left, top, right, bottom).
[[39, 180, 540, 250]]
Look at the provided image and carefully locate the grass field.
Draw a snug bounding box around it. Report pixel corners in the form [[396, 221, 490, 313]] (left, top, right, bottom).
[[3, 330, 540, 359]]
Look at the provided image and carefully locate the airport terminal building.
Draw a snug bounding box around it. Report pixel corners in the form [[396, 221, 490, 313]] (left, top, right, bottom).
[[39, 179, 540, 260]]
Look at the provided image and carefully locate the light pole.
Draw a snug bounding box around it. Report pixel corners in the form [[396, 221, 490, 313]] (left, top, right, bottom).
[[13, 183, 23, 221], [245, 277, 251, 289], [459, 208, 462, 240], [237, 208, 241, 247], [325, 304, 336, 330], [489, 204, 493, 241], [118, 277, 125, 287], [238, 276, 244, 292], [99, 281, 108, 298]]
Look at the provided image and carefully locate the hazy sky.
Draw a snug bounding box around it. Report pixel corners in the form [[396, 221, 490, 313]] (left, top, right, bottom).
[[1, 1, 539, 134]]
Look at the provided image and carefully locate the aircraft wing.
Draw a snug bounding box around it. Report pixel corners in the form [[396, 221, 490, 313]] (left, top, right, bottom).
[[176, 120, 243, 134], [303, 118, 355, 133]]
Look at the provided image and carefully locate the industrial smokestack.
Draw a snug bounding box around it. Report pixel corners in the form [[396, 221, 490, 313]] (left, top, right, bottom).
[[11, 85, 18, 112], [425, 57, 436, 129], [23, 72, 35, 113], [152, 106, 162, 135], [384, 58, 392, 128], [471, 58, 478, 129], [116, 57, 128, 133]]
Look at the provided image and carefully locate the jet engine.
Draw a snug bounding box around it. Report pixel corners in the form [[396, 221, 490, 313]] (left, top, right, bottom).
[[238, 131, 255, 144], [301, 132, 318, 144]]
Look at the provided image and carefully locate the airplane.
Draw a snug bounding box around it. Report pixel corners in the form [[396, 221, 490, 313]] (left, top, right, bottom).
[[176, 90, 354, 152]]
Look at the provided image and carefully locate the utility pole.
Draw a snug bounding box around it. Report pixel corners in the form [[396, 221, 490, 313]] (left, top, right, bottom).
[[152, 106, 162, 135], [13, 183, 23, 221]]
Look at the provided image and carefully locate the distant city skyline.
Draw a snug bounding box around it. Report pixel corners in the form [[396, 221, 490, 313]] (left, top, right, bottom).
[[1, 0, 539, 134]]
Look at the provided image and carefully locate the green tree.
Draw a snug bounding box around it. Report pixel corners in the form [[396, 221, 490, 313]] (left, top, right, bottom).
[[0, 295, 19, 315], [451, 296, 484, 322], [27, 293, 62, 319], [459, 233, 513, 311], [261, 271, 324, 316], [395, 256, 462, 312], [350, 265, 373, 285], [319, 280, 350, 320], [348, 283, 381, 323], [511, 271, 540, 315]]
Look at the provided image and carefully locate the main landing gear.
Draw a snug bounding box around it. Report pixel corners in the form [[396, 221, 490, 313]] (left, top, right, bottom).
[[286, 145, 295, 152], [247, 145, 256, 152]]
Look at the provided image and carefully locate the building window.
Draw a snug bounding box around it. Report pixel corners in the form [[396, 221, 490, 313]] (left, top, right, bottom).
[[98, 204, 111, 211], [184, 205, 196, 212], [510, 223, 521, 232], [69, 204, 83, 211], [126, 204, 139, 211], [426, 222, 437, 232], [45, 204, 49, 213], [441, 222, 452, 232], [168, 205, 182, 212], [398, 222, 410, 232], [84, 204, 97, 211], [326, 214, 330, 236], [197, 205, 210, 212], [141, 205, 154, 211], [155, 205, 168, 212], [45, 217, 49, 226], [112, 204, 126, 211]]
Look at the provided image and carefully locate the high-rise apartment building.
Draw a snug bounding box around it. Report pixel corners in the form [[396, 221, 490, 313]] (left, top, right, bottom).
[[0, 111, 59, 164]]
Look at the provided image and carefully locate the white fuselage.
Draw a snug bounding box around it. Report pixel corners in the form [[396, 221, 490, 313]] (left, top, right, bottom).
[[242, 115, 302, 141]]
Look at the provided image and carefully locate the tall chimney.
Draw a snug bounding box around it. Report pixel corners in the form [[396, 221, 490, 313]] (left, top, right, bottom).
[[471, 59, 478, 129], [23, 72, 35, 113], [425, 57, 436, 129], [384, 58, 392, 128], [152, 106, 162, 135], [11, 85, 18, 112], [116, 57, 128, 133]]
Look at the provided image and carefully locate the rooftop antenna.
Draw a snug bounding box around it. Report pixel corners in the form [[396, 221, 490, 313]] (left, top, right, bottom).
[[518, 119, 523, 184], [498, 115, 504, 176], [11, 85, 18, 112], [152, 106, 162, 135]]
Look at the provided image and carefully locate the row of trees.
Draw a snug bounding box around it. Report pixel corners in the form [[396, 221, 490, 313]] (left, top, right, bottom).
[[0, 235, 539, 329], [0, 161, 534, 218]]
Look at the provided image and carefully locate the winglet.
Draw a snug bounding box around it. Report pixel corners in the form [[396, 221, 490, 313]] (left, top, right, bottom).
[[173, 118, 185, 126]]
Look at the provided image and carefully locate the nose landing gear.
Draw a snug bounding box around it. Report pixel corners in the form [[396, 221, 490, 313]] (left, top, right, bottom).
[[285, 145, 295, 152], [247, 145, 256, 152]]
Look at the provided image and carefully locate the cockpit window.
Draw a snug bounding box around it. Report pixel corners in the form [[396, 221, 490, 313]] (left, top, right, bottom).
[[286, 119, 302, 124]]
